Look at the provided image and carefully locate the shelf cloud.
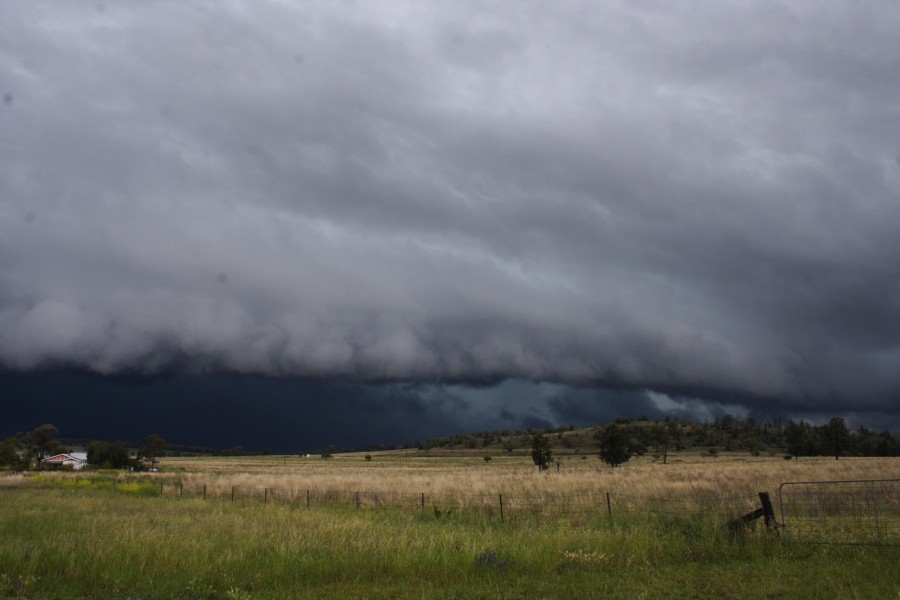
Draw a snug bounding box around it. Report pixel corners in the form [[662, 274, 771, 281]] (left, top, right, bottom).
[[2, 1, 899, 419]]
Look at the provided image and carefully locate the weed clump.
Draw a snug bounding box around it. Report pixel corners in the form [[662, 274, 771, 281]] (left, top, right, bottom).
[[475, 550, 513, 572]]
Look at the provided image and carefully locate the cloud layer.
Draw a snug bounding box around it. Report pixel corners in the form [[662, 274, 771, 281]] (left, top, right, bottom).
[[2, 1, 899, 415]]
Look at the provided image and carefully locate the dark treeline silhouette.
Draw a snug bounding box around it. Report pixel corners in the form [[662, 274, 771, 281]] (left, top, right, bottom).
[[414, 416, 900, 460], [4, 416, 898, 465]]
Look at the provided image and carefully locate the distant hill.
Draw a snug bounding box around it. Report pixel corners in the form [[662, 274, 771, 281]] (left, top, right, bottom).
[[351, 416, 900, 459]]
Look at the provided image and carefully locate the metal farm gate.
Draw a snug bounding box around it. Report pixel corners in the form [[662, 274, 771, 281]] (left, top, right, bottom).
[[778, 479, 900, 545]]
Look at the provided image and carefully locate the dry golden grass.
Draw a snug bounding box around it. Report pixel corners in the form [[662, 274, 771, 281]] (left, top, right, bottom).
[[0, 473, 26, 488], [156, 453, 900, 509]]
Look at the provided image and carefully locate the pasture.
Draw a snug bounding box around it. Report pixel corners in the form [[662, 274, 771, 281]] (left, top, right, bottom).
[[1, 453, 898, 599]]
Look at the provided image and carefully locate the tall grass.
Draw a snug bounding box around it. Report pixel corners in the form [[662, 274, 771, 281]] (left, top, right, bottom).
[[1, 484, 896, 599], [155, 455, 899, 509]]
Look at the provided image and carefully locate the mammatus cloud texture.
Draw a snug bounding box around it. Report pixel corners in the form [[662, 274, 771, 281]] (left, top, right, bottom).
[[2, 2, 899, 416]]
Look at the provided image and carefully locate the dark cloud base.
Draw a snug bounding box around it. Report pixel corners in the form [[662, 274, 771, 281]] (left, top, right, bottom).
[[2, 371, 896, 453], [0, 371, 466, 452]]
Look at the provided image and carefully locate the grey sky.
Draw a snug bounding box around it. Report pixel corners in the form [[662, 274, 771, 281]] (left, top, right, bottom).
[[2, 1, 899, 419]]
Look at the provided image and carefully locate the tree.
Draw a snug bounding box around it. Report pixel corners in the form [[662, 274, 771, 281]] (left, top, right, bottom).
[[597, 423, 631, 467], [87, 440, 132, 469], [742, 436, 762, 456], [531, 434, 552, 470], [321, 444, 336, 459], [0, 437, 26, 470], [784, 421, 809, 458], [855, 426, 877, 457], [139, 434, 168, 470], [823, 417, 850, 460], [650, 423, 670, 464], [24, 424, 64, 466]]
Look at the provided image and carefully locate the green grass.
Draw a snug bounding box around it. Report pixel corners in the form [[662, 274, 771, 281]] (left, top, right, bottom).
[[0, 484, 897, 599]]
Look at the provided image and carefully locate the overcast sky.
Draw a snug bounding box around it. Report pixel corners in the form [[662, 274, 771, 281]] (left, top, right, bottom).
[[1, 1, 899, 447]]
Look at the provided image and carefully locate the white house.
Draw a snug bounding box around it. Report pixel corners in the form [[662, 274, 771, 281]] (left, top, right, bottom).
[[41, 452, 88, 470]]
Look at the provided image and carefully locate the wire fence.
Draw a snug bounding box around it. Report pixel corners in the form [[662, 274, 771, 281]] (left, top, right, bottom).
[[117, 478, 762, 524], [15, 475, 769, 524], [779, 479, 900, 546], [27, 475, 900, 544]]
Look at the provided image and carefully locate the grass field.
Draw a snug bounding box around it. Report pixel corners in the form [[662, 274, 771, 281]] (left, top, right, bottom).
[[158, 451, 899, 498], [1, 454, 898, 599]]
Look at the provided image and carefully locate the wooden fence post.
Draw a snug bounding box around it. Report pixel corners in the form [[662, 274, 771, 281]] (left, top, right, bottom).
[[179, 482, 183, 497], [606, 492, 612, 522], [499, 494, 504, 523], [231, 486, 235, 503], [356, 491, 360, 510], [872, 481, 882, 543], [729, 491, 777, 532], [758, 492, 776, 530], [264, 488, 268, 505], [203, 484, 206, 499], [421, 493, 425, 511], [306, 489, 310, 508]]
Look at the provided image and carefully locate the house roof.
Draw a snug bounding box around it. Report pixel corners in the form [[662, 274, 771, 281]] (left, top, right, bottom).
[[43, 453, 87, 463]]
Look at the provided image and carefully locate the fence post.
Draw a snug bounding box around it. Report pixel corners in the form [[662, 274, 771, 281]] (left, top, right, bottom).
[[203, 484, 206, 500], [264, 487, 268, 505], [421, 493, 425, 511], [499, 494, 504, 523], [606, 492, 612, 520], [777, 483, 786, 532], [180, 482, 183, 497], [872, 481, 881, 543], [231, 486, 235, 503], [356, 491, 360, 510], [160, 481, 164, 495], [306, 489, 310, 509], [758, 492, 776, 530]]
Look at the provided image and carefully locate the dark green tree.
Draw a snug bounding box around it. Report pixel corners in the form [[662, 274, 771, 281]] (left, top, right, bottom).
[[24, 424, 64, 466], [597, 423, 631, 467], [823, 417, 850, 460], [530, 434, 552, 470], [784, 420, 809, 458], [0, 437, 26, 470], [650, 423, 670, 464], [742, 436, 762, 456], [87, 440, 132, 469], [138, 434, 168, 470]]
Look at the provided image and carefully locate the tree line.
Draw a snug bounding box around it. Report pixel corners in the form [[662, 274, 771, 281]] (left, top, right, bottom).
[[0, 424, 168, 471], [419, 415, 899, 461], [525, 415, 899, 471]]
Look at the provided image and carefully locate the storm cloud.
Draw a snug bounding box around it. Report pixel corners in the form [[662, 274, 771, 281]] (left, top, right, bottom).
[[2, 1, 899, 418]]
